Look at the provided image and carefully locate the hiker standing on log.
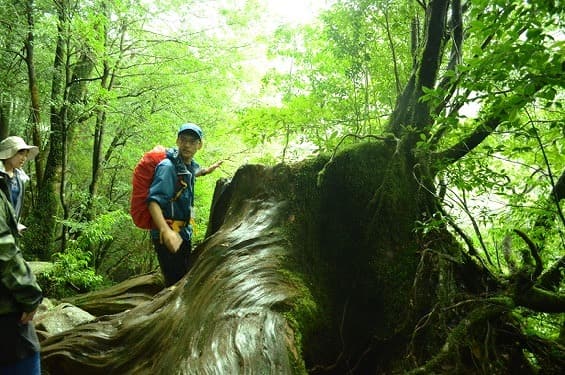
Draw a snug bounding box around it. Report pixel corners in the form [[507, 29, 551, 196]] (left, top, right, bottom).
[[0, 137, 43, 374], [148, 123, 222, 286]]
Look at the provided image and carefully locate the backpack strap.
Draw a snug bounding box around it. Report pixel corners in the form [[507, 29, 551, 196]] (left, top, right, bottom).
[[172, 178, 188, 201], [168, 150, 191, 203]]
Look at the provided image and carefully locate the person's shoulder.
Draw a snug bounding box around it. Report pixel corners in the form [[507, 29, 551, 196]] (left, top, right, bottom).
[[158, 149, 176, 167], [155, 158, 175, 175], [158, 157, 174, 167]]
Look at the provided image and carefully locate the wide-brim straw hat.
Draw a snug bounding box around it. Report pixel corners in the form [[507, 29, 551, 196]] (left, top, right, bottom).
[[0, 136, 39, 160]]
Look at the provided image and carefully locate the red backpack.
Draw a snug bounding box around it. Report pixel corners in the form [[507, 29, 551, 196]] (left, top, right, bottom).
[[129, 145, 170, 229], [130, 146, 189, 229]]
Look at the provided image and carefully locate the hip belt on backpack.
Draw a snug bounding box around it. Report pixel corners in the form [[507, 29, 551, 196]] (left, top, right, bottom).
[[165, 219, 187, 232]]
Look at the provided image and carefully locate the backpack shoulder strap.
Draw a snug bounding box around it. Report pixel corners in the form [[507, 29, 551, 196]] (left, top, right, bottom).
[[167, 152, 190, 202]]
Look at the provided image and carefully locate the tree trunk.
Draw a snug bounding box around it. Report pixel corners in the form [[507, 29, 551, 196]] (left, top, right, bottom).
[[23, 1, 96, 258], [41, 143, 564, 374], [40, 147, 438, 374], [23, 0, 44, 188], [22, 0, 68, 260]]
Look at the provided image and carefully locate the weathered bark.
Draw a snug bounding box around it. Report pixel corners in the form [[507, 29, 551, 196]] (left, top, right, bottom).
[[61, 272, 164, 317], [42, 164, 309, 374]]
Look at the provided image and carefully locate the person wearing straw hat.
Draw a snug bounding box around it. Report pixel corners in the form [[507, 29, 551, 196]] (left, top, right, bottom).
[[0, 136, 39, 231], [0, 136, 43, 373]]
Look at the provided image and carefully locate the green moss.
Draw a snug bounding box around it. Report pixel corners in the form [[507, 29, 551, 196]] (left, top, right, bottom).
[[276, 140, 439, 371], [278, 269, 319, 374]]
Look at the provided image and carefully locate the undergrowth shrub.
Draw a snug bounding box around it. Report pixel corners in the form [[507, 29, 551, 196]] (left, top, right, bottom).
[[40, 247, 105, 299]]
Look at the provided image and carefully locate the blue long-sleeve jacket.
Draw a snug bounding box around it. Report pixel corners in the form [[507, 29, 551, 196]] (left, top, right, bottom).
[[0, 162, 29, 223], [147, 148, 200, 242]]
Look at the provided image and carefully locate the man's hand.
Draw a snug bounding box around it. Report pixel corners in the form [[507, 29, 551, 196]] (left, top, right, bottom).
[[209, 160, 224, 172], [160, 229, 183, 253], [200, 160, 224, 176], [21, 309, 37, 324]]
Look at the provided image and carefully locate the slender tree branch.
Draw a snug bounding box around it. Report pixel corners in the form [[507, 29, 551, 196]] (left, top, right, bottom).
[[430, 0, 465, 127], [433, 116, 500, 166], [384, 9, 402, 96], [550, 168, 565, 228], [432, 77, 549, 166], [388, 0, 449, 136], [435, 0, 462, 95], [413, 0, 449, 129]]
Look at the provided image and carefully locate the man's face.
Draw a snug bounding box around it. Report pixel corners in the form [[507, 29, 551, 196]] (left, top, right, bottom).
[[176, 132, 201, 162]]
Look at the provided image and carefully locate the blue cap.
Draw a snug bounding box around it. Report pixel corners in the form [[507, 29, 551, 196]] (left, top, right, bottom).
[[177, 123, 203, 139]]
